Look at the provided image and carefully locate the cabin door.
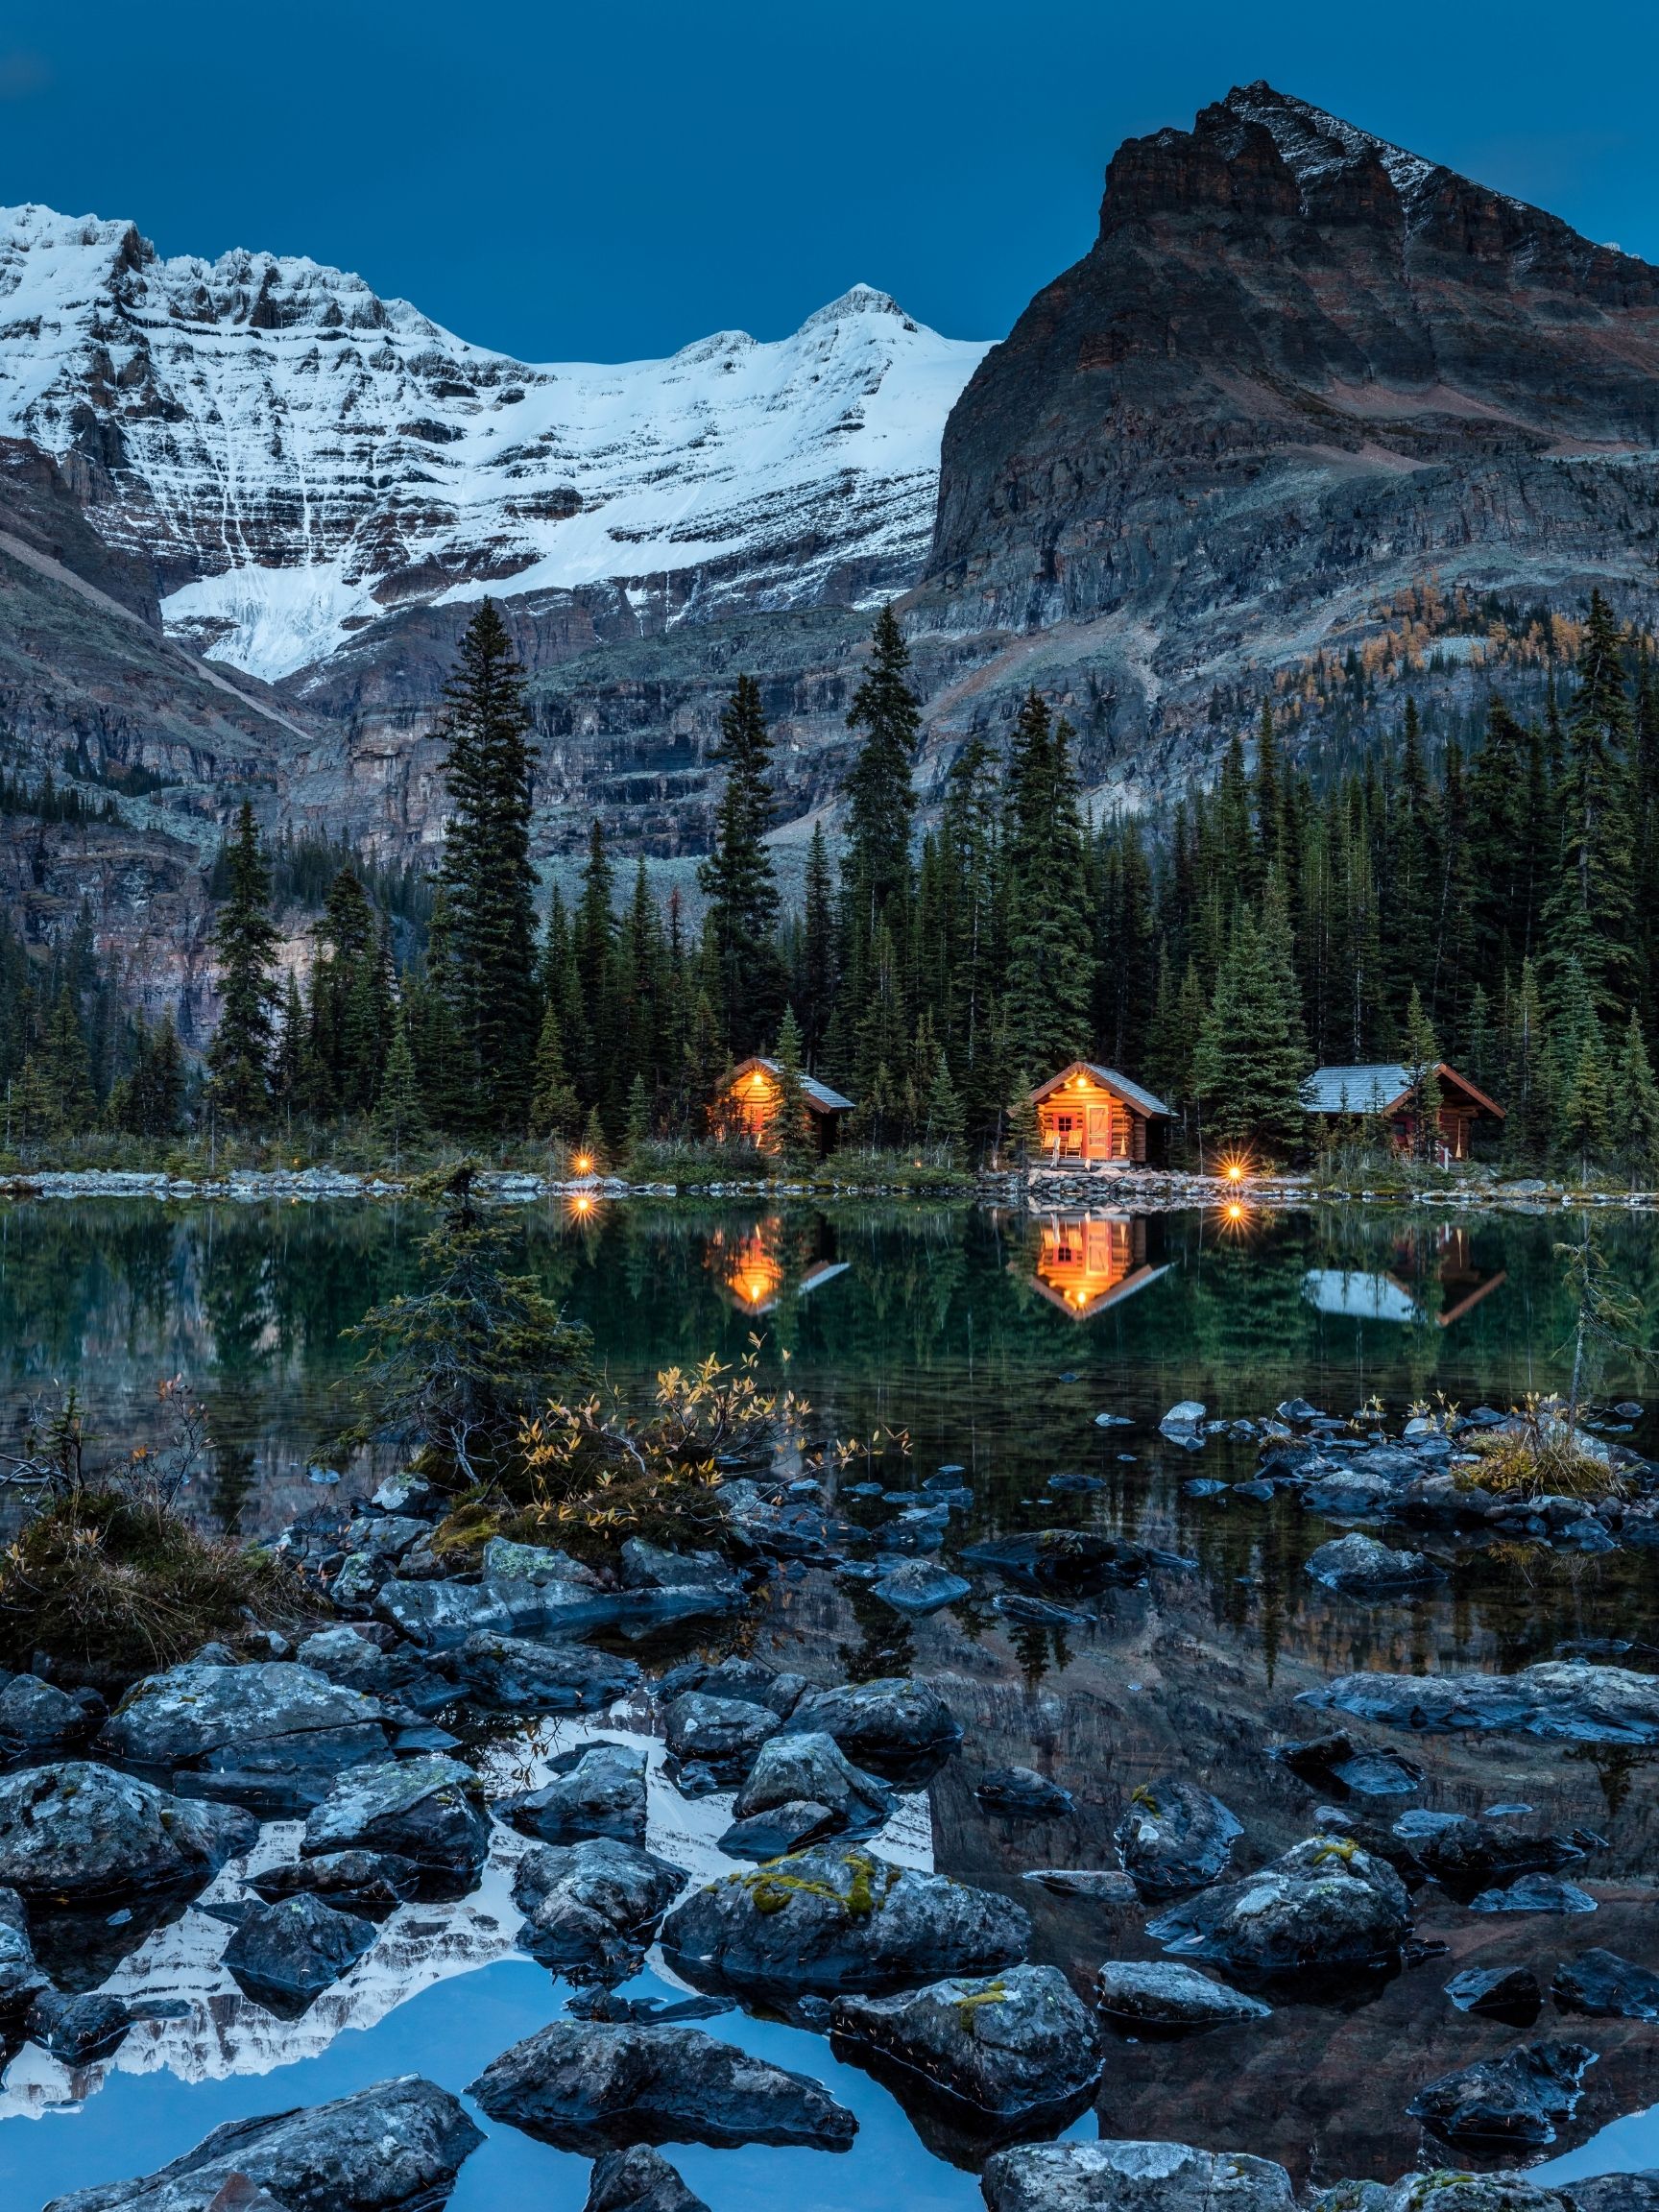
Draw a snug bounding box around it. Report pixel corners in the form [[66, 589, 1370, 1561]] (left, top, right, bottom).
[[1085, 1105, 1109, 1160]]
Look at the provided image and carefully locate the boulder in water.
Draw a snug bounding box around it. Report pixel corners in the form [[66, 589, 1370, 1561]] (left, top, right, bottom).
[[982, 2136, 1295, 2212], [585, 2145, 709, 2212], [781, 1676, 962, 1781], [251, 1849, 423, 1914], [1115, 1777, 1242, 1899], [0, 1672, 96, 1747], [1444, 1964, 1544, 2022], [1304, 1534, 1446, 1595], [717, 1802, 841, 1862], [467, 2018, 857, 2152], [39, 2074, 483, 2212], [511, 1838, 685, 1980], [439, 1632, 638, 1713], [871, 1559, 972, 1614], [98, 1661, 392, 1813], [499, 1741, 649, 1844], [1552, 1949, 1659, 2018], [25, 1988, 135, 2063], [830, 1963, 1102, 2127], [1407, 2039, 1597, 2146], [1095, 1960, 1272, 2030], [975, 1767, 1075, 1820], [660, 1840, 1029, 1997], [0, 1762, 254, 1900], [661, 1692, 779, 1781], [731, 1730, 894, 1834], [222, 1893, 378, 2015], [302, 1756, 491, 1887], [1146, 1836, 1410, 1978], [0, 1884, 49, 2018], [1308, 1662, 1659, 1743]]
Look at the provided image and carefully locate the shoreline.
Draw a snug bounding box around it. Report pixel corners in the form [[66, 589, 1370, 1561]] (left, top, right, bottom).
[[0, 1163, 1656, 1213]]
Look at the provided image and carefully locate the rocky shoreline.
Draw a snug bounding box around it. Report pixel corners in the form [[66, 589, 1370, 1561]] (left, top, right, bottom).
[[3, 1164, 1657, 1214]]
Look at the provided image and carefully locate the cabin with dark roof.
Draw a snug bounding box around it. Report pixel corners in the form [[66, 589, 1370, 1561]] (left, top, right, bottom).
[[1300, 1063, 1504, 1162], [715, 1057, 854, 1158], [1028, 1062, 1171, 1166]]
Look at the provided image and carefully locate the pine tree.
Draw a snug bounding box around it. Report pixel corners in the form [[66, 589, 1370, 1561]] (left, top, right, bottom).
[[435, 600, 540, 1130], [374, 1008, 427, 1166], [622, 1070, 652, 1160], [795, 822, 838, 1068], [697, 674, 781, 1054], [772, 1003, 814, 1168], [528, 1000, 580, 1140], [574, 819, 619, 1123], [1612, 1011, 1659, 1188], [1400, 986, 1443, 1163], [1503, 957, 1549, 1164], [1545, 589, 1637, 1020], [842, 606, 920, 949], [207, 801, 278, 1128], [1006, 1070, 1041, 1167], [1002, 694, 1094, 1070], [1191, 900, 1308, 1157]]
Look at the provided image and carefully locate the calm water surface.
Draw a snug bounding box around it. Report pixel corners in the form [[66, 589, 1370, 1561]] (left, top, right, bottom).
[[2, 1196, 1658, 2208]]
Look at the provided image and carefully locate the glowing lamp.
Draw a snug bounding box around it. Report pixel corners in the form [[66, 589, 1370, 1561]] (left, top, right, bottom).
[[574, 1154, 593, 1175]]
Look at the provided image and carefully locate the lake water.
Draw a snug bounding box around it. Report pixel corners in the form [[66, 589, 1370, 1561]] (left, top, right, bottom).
[[2, 1196, 1658, 2208]]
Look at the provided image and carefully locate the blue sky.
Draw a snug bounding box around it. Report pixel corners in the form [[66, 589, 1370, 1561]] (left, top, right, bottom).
[[3, 0, 1656, 363]]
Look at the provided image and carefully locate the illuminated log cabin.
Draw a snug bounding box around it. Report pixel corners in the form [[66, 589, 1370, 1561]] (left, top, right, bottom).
[[715, 1057, 854, 1158], [1028, 1063, 1171, 1166]]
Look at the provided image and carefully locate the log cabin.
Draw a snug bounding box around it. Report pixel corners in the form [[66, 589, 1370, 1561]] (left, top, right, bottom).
[[1029, 1063, 1171, 1166], [1300, 1063, 1504, 1163], [715, 1057, 854, 1158]]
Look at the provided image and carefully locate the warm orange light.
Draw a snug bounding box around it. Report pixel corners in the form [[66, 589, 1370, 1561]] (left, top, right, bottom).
[[574, 1154, 593, 1175], [1225, 1201, 1244, 1222], [1220, 1152, 1252, 1184], [573, 1193, 592, 1214]]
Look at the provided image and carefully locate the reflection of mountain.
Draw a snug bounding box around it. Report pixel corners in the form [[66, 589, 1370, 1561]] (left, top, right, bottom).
[[1021, 1214, 1169, 1319]]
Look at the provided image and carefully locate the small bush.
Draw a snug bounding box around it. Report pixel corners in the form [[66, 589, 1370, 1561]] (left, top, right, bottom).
[[1460, 1403, 1628, 1504]]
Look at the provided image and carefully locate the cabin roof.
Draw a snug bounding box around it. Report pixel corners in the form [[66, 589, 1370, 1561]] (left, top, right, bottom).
[[1301, 1063, 1505, 1118], [728, 1056, 855, 1115], [1028, 1061, 1171, 1118]]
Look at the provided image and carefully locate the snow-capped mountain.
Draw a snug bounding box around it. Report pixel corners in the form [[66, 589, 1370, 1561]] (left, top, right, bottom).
[[0, 204, 990, 682]]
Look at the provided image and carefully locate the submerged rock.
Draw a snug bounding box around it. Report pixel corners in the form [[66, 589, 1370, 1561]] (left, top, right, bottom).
[[1095, 1960, 1272, 2030], [1146, 1836, 1410, 1978], [1115, 1777, 1243, 1899], [730, 1730, 894, 1834], [438, 1632, 638, 1713], [302, 1756, 491, 1886], [830, 1963, 1102, 2124], [499, 1742, 649, 1845], [781, 1676, 962, 1779], [1407, 2039, 1598, 2146], [871, 1558, 973, 1614], [222, 1892, 378, 2014], [585, 2145, 709, 2212], [960, 1530, 1169, 1593], [468, 2018, 857, 2152], [975, 1767, 1075, 1820], [0, 1763, 254, 1900], [41, 2074, 483, 2212], [718, 1802, 841, 1861], [1469, 1874, 1599, 1914], [0, 1884, 49, 2018], [1552, 1949, 1659, 2018], [1444, 1965, 1544, 2021], [661, 1841, 1030, 1996], [1304, 1534, 1446, 1595], [1405, 1815, 1589, 1891], [661, 1691, 780, 1781], [982, 2136, 1295, 2212], [251, 1849, 423, 1914], [378, 1575, 622, 1648], [511, 1839, 685, 1979], [1310, 1662, 1659, 1743], [1022, 1867, 1140, 1904], [295, 1626, 447, 1711]]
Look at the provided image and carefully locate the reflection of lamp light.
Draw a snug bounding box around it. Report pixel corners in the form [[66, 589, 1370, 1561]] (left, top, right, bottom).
[[1225, 1201, 1244, 1222]]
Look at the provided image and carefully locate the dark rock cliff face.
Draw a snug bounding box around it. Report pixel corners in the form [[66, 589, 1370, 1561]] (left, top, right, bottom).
[[921, 83, 1659, 740]]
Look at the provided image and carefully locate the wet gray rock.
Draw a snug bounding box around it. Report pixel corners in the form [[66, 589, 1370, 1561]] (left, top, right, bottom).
[[499, 1742, 649, 1844], [1022, 1867, 1140, 1903], [1115, 1777, 1243, 1899], [0, 1763, 255, 1899], [671, 1655, 805, 1719], [831, 1963, 1101, 2124], [1570, 2178, 1659, 2212], [620, 1539, 744, 1600], [1553, 1949, 1659, 2018], [0, 1884, 49, 2017], [1305, 1534, 1446, 1595], [1407, 2039, 1598, 2146], [660, 1840, 1029, 1996], [1406, 1815, 1589, 1890], [1146, 1836, 1410, 1977], [730, 1730, 894, 1833], [1095, 1960, 1272, 2029], [1352, 2178, 1574, 2212], [511, 1839, 685, 1978], [41, 2073, 484, 2212], [251, 1850, 423, 1913], [25, 1987, 135, 2062], [976, 1767, 1075, 1820], [1302, 1469, 1397, 1518], [1310, 1662, 1659, 1743], [0, 1671, 94, 1746], [661, 1692, 780, 1781], [1469, 1874, 1598, 1913], [302, 1756, 491, 1886], [483, 1537, 605, 1587], [717, 1802, 841, 1861], [585, 2145, 709, 2212], [468, 2018, 858, 2152], [960, 1529, 1169, 1593], [871, 1558, 972, 1614], [1445, 1964, 1543, 2020], [782, 1676, 962, 1779], [377, 1575, 621, 1648], [98, 1661, 392, 1811], [439, 1631, 639, 1713], [981, 2136, 1295, 2212], [295, 1627, 447, 1711], [222, 1893, 378, 2013]]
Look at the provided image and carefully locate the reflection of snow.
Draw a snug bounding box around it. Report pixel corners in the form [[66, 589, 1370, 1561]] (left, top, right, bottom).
[[0, 1711, 934, 2118], [1302, 1268, 1422, 1324]]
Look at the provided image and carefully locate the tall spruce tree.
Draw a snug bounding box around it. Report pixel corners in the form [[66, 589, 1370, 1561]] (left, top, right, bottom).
[[697, 674, 781, 1055], [435, 599, 540, 1130], [1191, 897, 1307, 1157], [207, 801, 279, 1128], [1545, 589, 1637, 1020], [1002, 694, 1094, 1070]]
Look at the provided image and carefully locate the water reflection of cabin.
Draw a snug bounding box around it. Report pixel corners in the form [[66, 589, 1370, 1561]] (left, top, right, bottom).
[[1300, 1063, 1504, 1162], [1029, 1063, 1171, 1166], [717, 1058, 854, 1158], [708, 1217, 850, 1315], [1025, 1213, 1168, 1318], [1302, 1229, 1506, 1329]]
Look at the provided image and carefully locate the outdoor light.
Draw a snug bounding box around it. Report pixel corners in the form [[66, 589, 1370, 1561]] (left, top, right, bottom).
[[574, 1153, 593, 1175]]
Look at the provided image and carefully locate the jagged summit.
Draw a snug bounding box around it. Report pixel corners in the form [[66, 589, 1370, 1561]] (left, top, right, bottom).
[[0, 202, 989, 680]]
